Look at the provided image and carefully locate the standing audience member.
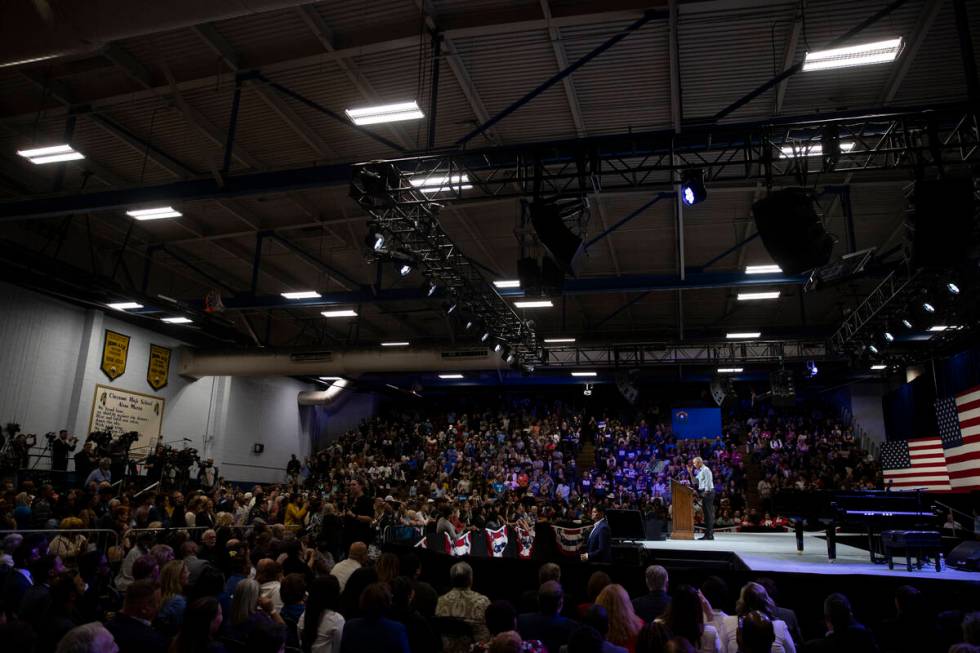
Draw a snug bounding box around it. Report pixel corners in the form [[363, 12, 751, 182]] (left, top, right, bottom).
[[329, 543, 366, 593], [633, 566, 671, 623], [803, 593, 877, 653], [338, 583, 409, 653], [636, 621, 672, 653], [755, 579, 801, 647], [876, 585, 938, 653], [516, 581, 578, 653], [436, 561, 492, 645], [171, 597, 225, 653], [104, 579, 168, 653], [390, 576, 440, 653], [298, 576, 344, 653], [657, 585, 720, 653], [278, 573, 307, 647], [578, 572, 613, 619], [55, 623, 118, 653], [738, 612, 776, 653], [582, 604, 630, 653], [256, 560, 284, 612], [227, 578, 286, 644], [596, 584, 645, 653], [155, 560, 190, 637], [720, 583, 794, 653]]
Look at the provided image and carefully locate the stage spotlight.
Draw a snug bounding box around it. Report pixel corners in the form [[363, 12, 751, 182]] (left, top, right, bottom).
[[465, 320, 474, 331], [680, 169, 707, 206], [365, 225, 386, 252], [806, 360, 819, 378], [883, 331, 894, 343], [506, 353, 516, 365], [481, 331, 491, 342], [493, 342, 503, 353], [947, 282, 961, 295], [868, 344, 879, 354], [399, 263, 412, 277], [901, 318, 913, 329], [445, 302, 457, 315], [923, 302, 936, 313]]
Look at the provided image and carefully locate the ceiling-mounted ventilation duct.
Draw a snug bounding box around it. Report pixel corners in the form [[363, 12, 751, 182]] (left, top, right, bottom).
[[298, 379, 348, 406]]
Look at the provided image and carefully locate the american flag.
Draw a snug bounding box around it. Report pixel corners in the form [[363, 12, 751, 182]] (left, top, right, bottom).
[[936, 384, 980, 490], [881, 438, 952, 491]]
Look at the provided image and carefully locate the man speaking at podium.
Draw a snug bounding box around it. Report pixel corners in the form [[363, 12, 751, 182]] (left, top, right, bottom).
[[689, 457, 715, 540]]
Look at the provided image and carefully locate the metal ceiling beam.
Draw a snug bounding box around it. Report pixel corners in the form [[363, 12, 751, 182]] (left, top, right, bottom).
[[668, 0, 682, 132], [541, 0, 588, 137], [773, 9, 801, 115], [880, 0, 945, 105]]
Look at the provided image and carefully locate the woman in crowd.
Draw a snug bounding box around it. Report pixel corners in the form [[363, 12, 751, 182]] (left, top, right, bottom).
[[657, 586, 721, 653], [597, 584, 645, 653], [298, 576, 344, 653], [374, 553, 400, 587], [156, 560, 191, 637], [48, 517, 88, 562], [171, 597, 226, 653], [227, 578, 286, 643], [719, 583, 795, 653]]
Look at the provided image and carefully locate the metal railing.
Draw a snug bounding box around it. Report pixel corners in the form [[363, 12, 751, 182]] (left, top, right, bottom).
[[0, 527, 120, 552]]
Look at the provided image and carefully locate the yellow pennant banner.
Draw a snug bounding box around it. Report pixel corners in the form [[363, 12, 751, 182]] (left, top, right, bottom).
[[147, 344, 171, 391], [101, 329, 130, 381]]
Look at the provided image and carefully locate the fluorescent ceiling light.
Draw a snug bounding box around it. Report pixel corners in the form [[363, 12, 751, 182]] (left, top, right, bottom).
[[410, 174, 473, 193], [438, 373, 464, 379], [544, 338, 576, 343], [737, 291, 780, 301], [126, 206, 182, 220], [726, 332, 761, 339], [318, 376, 343, 381], [346, 101, 424, 126], [717, 367, 743, 373], [17, 144, 85, 164], [571, 372, 597, 377], [745, 264, 782, 275], [161, 316, 192, 324], [493, 279, 521, 289], [870, 364, 887, 370], [281, 291, 321, 300], [381, 341, 410, 347], [929, 325, 957, 332], [778, 142, 855, 158], [107, 302, 143, 311], [321, 309, 358, 318], [514, 300, 554, 308], [803, 37, 903, 72]]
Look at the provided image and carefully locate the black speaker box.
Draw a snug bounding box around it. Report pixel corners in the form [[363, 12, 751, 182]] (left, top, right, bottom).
[[530, 202, 584, 274], [752, 188, 834, 275], [910, 179, 975, 268], [947, 540, 980, 571], [611, 544, 644, 566]]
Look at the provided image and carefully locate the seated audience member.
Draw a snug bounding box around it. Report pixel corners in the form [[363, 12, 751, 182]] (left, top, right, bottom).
[[737, 611, 775, 653], [720, 583, 794, 653], [48, 518, 88, 562], [517, 581, 578, 653], [633, 566, 671, 623], [436, 561, 492, 644], [596, 584, 645, 653], [171, 597, 225, 653], [155, 560, 190, 637], [104, 579, 168, 653], [755, 579, 801, 647], [227, 578, 287, 644], [339, 583, 410, 653], [255, 560, 284, 612], [636, 621, 672, 653], [489, 631, 525, 653], [876, 585, 939, 653], [390, 576, 440, 653], [520, 563, 562, 614], [657, 586, 720, 653], [579, 572, 613, 620], [329, 542, 366, 593], [803, 593, 877, 653], [298, 575, 344, 653], [476, 600, 546, 653], [55, 623, 118, 653], [582, 604, 629, 653]]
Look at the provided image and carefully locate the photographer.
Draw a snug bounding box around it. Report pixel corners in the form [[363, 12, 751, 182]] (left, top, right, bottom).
[[197, 457, 219, 491], [144, 444, 165, 482], [13, 432, 36, 468], [74, 441, 99, 481], [51, 430, 78, 472]]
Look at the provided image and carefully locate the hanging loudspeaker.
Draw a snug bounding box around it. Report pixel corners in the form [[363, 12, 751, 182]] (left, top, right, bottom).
[[752, 188, 834, 275]]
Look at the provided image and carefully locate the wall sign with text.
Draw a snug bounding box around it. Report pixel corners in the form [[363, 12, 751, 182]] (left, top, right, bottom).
[[147, 344, 171, 391], [88, 384, 164, 456], [101, 329, 130, 380]]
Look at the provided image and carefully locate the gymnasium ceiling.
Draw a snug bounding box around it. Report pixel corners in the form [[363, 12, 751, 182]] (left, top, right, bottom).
[[0, 0, 976, 355]]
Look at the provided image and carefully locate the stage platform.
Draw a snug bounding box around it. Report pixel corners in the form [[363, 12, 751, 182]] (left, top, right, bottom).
[[635, 532, 977, 581]]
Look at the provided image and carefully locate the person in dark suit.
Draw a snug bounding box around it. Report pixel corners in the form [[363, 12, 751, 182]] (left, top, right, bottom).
[[582, 507, 611, 563], [518, 563, 562, 615], [105, 579, 169, 653], [339, 582, 409, 653], [632, 565, 671, 623], [51, 431, 78, 473], [803, 593, 878, 653], [517, 581, 579, 653], [19, 553, 65, 628], [2, 539, 41, 615]]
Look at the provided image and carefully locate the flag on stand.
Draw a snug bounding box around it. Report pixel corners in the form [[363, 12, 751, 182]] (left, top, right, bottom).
[[485, 526, 508, 557], [515, 525, 535, 559], [880, 438, 952, 491], [552, 525, 593, 557], [937, 385, 980, 490], [450, 532, 471, 556]]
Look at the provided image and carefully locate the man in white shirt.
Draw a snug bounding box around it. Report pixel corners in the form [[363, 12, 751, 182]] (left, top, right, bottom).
[[330, 541, 367, 593], [689, 456, 715, 540]]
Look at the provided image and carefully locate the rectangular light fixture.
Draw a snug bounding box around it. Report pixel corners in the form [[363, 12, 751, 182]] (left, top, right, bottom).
[[493, 279, 521, 289], [281, 291, 321, 300], [737, 291, 780, 301], [17, 144, 85, 164], [571, 372, 597, 377], [803, 37, 903, 72], [321, 309, 358, 318], [778, 142, 855, 158], [107, 302, 143, 311], [870, 364, 887, 370], [381, 341, 410, 347], [744, 264, 782, 274], [514, 300, 554, 308], [345, 101, 424, 126], [717, 367, 743, 373], [126, 206, 182, 220], [544, 338, 576, 343], [409, 174, 473, 193], [161, 316, 192, 324], [318, 376, 343, 381], [929, 325, 958, 332], [438, 373, 464, 379], [726, 332, 761, 339]]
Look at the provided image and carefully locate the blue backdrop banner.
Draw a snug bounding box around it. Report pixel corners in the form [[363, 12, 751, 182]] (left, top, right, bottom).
[[671, 407, 722, 439]]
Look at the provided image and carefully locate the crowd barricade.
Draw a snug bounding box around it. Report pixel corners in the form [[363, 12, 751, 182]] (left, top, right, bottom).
[[0, 527, 120, 553], [380, 524, 425, 546]]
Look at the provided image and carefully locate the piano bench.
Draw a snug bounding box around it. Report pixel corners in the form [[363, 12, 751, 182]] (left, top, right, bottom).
[[881, 530, 943, 572]]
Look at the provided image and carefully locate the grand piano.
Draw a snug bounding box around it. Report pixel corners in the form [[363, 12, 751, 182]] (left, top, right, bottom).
[[772, 489, 942, 563]]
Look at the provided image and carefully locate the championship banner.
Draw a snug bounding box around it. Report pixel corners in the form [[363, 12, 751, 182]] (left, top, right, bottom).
[[552, 525, 593, 557], [88, 384, 164, 456], [485, 526, 508, 557], [516, 524, 535, 559], [100, 330, 130, 380], [147, 344, 171, 391]]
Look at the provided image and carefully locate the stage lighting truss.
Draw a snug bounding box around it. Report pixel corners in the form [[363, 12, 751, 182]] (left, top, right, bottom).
[[351, 162, 540, 364], [539, 339, 830, 367]]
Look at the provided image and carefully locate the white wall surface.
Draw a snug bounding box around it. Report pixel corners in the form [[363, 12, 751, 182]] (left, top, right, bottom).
[[851, 382, 887, 445]]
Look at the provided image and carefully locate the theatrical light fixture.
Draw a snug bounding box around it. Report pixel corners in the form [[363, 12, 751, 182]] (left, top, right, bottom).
[[922, 302, 936, 313], [544, 337, 576, 343], [870, 364, 887, 371], [806, 360, 819, 378], [571, 372, 597, 377], [161, 316, 192, 324], [438, 373, 464, 379], [445, 302, 458, 315], [409, 174, 473, 194], [902, 319, 913, 329], [126, 206, 182, 220], [493, 343, 503, 353], [493, 279, 521, 289], [514, 299, 554, 308], [737, 291, 780, 301], [399, 263, 412, 277], [318, 376, 343, 381], [745, 264, 782, 275], [717, 368, 743, 373], [381, 341, 410, 347], [868, 344, 879, 354], [321, 309, 358, 318], [883, 331, 895, 343], [803, 37, 903, 72], [345, 101, 424, 126], [107, 302, 143, 311], [947, 282, 961, 295], [427, 282, 439, 297], [465, 320, 475, 331], [778, 142, 855, 158], [17, 144, 85, 164], [281, 291, 321, 300], [505, 353, 516, 364], [680, 169, 707, 206], [481, 331, 491, 342], [929, 325, 957, 332], [726, 332, 761, 339], [372, 232, 385, 251]]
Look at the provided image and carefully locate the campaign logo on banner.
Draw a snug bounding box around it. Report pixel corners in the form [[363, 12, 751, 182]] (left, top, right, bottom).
[[516, 525, 535, 559], [553, 525, 592, 557], [451, 532, 472, 556], [485, 526, 508, 557]]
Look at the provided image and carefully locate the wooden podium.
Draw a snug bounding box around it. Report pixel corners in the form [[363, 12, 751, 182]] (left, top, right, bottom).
[[671, 480, 695, 540]]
